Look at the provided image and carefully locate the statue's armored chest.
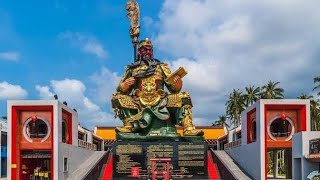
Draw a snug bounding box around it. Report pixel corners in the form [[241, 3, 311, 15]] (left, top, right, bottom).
[[131, 65, 163, 78], [133, 65, 163, 88], [132, 65, 164, 107]]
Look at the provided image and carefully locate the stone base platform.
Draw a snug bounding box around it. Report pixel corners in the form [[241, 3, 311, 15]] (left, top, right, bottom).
[[112, 141, 208, 179]]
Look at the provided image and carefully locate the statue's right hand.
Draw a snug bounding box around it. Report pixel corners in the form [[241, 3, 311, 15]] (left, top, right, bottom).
[[124, 77, 136, 86], [120, 77, 136, 92]]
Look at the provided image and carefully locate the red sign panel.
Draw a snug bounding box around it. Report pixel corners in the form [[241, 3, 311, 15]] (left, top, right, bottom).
[[131, 167, 140, 177]]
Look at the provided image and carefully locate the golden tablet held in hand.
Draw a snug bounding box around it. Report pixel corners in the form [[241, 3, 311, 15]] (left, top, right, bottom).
[[112, 38, 203, 138]]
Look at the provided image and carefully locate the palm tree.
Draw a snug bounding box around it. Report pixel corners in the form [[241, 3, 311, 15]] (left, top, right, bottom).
[[226, 89, 245, 127], [313, 76, 320, 96], [212, 115, 230, 128], [261, 80, 284, 99], [243, 85, 261, 107], [297, 93, 313, 100], [298, 93, 320, 131]]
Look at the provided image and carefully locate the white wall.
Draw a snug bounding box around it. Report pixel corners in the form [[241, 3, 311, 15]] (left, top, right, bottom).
[[57, 103, 79, 146], [58, 143, 96, 180], [292, 131, 320, 180], [226, 141, 262, 179], [54, 102, 80, 180], [225, 102, 264, 179], [72, 111, 78, 147], [239, 101, 261, 146], [302, 159, 318, 180], [293, 158, 301, 180], [78, 126, 93, 143], [227, 128, 236, 142], [87, 131, 93, 144], [54, 101, 59, 180], [292, 132, 303, 158]]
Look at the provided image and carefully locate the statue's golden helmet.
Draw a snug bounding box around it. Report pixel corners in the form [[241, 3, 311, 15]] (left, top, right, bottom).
[[138, 38, 153, 59], [138, 38, 153, 50]]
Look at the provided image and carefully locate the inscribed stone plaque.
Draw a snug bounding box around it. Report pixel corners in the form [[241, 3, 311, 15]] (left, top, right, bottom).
[[113, 141, 207, 179]]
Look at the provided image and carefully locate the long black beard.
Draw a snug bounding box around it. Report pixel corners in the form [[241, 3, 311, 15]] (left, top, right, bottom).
[[128, 57, 161, 78]]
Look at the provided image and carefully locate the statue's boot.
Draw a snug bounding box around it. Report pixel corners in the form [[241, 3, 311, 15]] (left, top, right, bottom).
[[184, 127, 204, 136], [115, 120, 133, 133], [115, 126, 132, 133], [182, 105, 204, 136]]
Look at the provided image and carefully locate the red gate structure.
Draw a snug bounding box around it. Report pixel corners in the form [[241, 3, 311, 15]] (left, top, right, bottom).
[[150, 158, 171, 180]]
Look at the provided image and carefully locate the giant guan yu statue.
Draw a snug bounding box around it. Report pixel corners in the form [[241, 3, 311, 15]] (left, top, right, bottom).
[[111, 0, 203, 140]]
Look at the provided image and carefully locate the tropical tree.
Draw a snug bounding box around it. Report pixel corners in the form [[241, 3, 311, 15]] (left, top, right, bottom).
[[297, 93, 313, 100], [298, 93, 320, 131], [243, 85, 261, 107], [313, 76, 320, 96], [226, 89, 246, 127], [261, 80, 284, 99], [212, 115, 230, 128]]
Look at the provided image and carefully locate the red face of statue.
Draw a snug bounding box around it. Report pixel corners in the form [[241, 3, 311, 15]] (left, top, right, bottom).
[[138, 46, 153, 59]]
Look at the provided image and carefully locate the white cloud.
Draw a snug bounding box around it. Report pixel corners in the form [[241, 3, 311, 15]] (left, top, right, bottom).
[[89, 67, 121, 104], [35, 85, 54, 100], [58, 31, 108, 59], [83, 97, 99, 111], [0, 81, 27, 100], [50, 79, 86, 103], [153, 0, 320, 125], [83, 42, 107, 59], [166, 58, 227, 126], [35, 79, 121, 129], [193, 117, 207, 126], [168, 58, 221, 93], [143, 16, 154, 28], [0, 52, 20, 61]]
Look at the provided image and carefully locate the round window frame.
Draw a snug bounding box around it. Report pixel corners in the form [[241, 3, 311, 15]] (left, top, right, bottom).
[[267, 115, 295, 141], [23, 116, 51, 143]]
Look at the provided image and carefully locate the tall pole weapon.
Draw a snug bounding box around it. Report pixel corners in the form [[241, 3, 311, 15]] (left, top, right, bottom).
[[126, 0, 140, 62]]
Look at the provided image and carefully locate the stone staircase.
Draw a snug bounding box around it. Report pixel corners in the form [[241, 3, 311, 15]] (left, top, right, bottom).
[[207, 151, 220, 179], [67, 151, 107, 180], [211, 150, 252, 180]]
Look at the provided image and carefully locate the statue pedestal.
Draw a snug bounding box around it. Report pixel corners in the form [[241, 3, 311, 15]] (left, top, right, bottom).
[[112, 140, 208, 179]]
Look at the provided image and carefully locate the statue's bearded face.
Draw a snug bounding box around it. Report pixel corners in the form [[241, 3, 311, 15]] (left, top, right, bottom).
[[138, 47, 153, 60]]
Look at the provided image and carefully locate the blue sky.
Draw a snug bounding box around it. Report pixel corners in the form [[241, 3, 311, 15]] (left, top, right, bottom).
[[1, 0, 319, 129], [0, 0, 163, 87]]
